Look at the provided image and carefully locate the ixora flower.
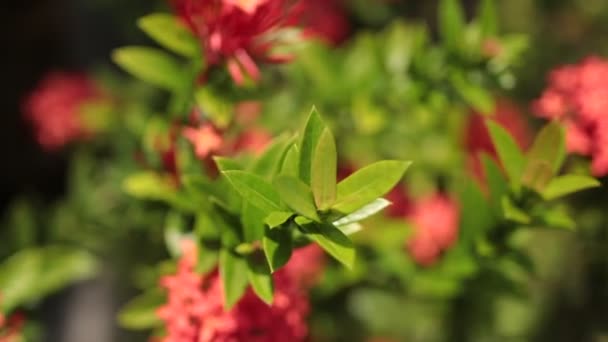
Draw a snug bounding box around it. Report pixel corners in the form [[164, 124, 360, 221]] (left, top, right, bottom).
[[288, 0, 350, 45], [182, 123, 225, 159], [465, 99, 531, 181], [172, 0, 301, 85], [22, 72, 107, 151], [406, 194, 460, 267], [155, 241, 310, 342], [534, 56, 608, 176], [0, 297, 25, 342]]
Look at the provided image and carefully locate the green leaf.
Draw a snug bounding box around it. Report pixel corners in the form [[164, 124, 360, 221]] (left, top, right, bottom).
[[280, 144, 300, 178], [451, 72, 495, 114], [246, 251, 274, 304], [214, 156, 243, 172], [333, 161, 411, 214], [501, 196, 531, 224], [311, 128, 337, 209], [112, 46, 185, 90], [194, 87, 233, 128], [439, 0, 466, 49], [538, 207, 575, 230], [263, 226, 293, 272], [486, 121, 526, 184], [299, 107, 327, 185], [241, 203, 266, 242], [522, 121, 566, 191], [333, 198, 391, 227], [541, 175, 600, 200], [481, 154, 508, 204], [301, 223, 355, 269], [219, 250, 249, 309], [123, 172, 175, 201], [459, 181, 495, 244], [138, 13, 200, 57], [222, 171, 282, 214], [250, 135, 293, 179], [264, 211, 294, 228], [479, 0, 498, 37], [117, 289, 165, 330], [274, 175, 320, 221]]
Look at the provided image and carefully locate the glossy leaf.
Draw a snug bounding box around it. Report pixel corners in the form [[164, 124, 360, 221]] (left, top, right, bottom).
[[541, 175, 600, 200], [333, 198, 391, 227], [263, 226, 293, 272], [301, 223, 356, 269], [246, 251, 274, 304], [333, 161, 411, 214], [486, 121, 525, 184], [264, 211, 294, 229], [112, 46, 184, 90], [299, 107, 327, 185], [138, 13, 200, 57], [219, 250, 249, 309], [281, 144, 300, 177], [241, 203, 266, 242], [222, 171, 282, 214], [311, 128, 337, 209], [274, 175, 320, 221]]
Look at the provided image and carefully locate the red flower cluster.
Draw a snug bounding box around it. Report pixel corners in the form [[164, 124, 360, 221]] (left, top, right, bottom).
[[173, 0, 299, 85], [289, 0, 350, 45], [0, 296, 25, 342], [406, 194, 460, 267], [465, 99, 530, 182], [155, 241, 310, 342], [534, 56, 608, 176], [22, 72, 105, 151]]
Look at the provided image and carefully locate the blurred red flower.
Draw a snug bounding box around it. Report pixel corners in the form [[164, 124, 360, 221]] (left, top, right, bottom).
[[534, 56, 608, 176], [22, 72, 106, 151], [0, 296, 25, 342], [289, 0, 350, 45]]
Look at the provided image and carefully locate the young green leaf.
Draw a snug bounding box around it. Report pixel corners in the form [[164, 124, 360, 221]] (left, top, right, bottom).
[[281, 144, 300, 178], [486, 120, 526, 184], [301, 223, 356, 269], [219, 250, 249, 309], [117, 289, 165, 330], [311, 128, 337, 209], [138, 13, 200, 58], [112, 46, 185, 90], [438, 0, 466, 50], [222, 171, 282, 214], [333, 198, 391, 227], [522, 121, 566, 191], [333, 161, 411, 214], [214, 156, 243, 171], [451, 72, 494, 115], [274, 175, 320, 221], [479, 0, 498, 37], [250, 135, 293, 179], [263, 226, 293, 272], [265, 211, 294, 229], [480, 154, 508, 204], [246, 251, 274, 304], [541, 175, 600, 200], [501, 196, 531, 224], [299, 107, 327, 185]]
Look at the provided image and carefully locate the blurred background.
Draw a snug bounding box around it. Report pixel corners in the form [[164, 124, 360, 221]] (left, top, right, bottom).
[[2, 0, 608, 341]]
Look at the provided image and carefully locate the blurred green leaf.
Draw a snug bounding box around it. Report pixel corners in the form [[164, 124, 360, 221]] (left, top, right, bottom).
[[481, 154, 508, 205], [118, 289, 165, 330], [138, 13, 200, 58], [501, 196, 531, 224], [246, 251, 274, 304], [439, 0, 466, 50], [487, 121, 525, 185], [311, 128, 337, 210], [479, 0, 498, 37], [222, 171, 282, 214], [301, 223, 355, 269], [250, 135, 293, 179], [541, 175, 600, 200], [263, 226, 293, 272], [274, 175, 320, 221], [333, 161, 411, 214], [522, 122, 565, 191], [112, 46, 185, 90], [451, 72, 494, 114], [219, 250, 249, 309]]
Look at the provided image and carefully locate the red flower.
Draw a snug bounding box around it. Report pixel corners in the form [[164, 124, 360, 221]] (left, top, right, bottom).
[[156, 241, 310, 342], [22, 72, 106, 151], [406, 194, 460, 267], [288, 0, 350, 45], [465, 99, 531, 182], [0, 295, 25, 342], [533, 56, 608, 176], [284, 244, 326, 289], [182, 123, 225, 159], [233, 129, 273, 155], [173, 0, 300, 85]]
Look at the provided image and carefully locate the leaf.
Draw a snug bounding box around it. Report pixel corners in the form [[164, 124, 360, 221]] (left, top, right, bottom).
[[311, 128, 337, 209], [222, 171, 282, 214], [194, 87, 233, 128], [219, 250, 249, 309], [541, 175, 600, 200], [299, 107, 327, 185], [112, 46, 185, 90], [123, 172, 176, 201], [333, 161, 411, 214], [438, 0, 466, 50], [301, 223, 356, 269], [138, 13, 200, 57], [451, 72, 495, 114], [486, 121, 526, 184], [459, 181, 495, 244], [214, 156, 243, 172], [250, 135, 293, 179], [241, 203, 266, 242], [246, 251, 274, 304], [333, 198, 391, 227], [501, 196, 531, 224], [281, 144, 300, 178], [264, 211, 294, 228], [481, 154, 508, 204], [522, 121, 566, 191], [117, 289, 165, 330], [479, 0, 498, 37], [274, 175, 320, 221], [263, 226, 293, 272]]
